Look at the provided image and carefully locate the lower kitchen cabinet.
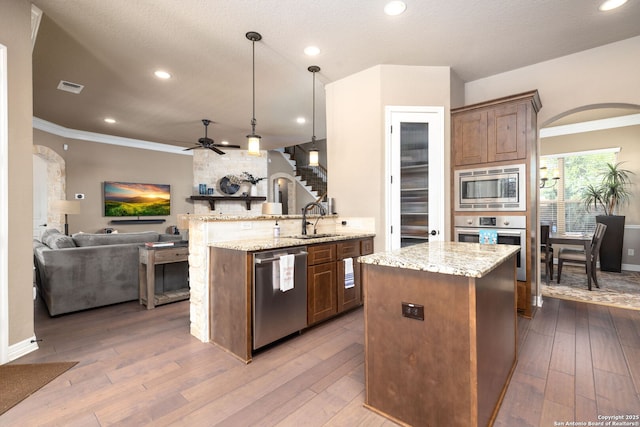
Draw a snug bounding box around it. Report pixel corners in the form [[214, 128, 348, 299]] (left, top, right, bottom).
[[307, 238, 373, 325], [307, 261, 338, 324]]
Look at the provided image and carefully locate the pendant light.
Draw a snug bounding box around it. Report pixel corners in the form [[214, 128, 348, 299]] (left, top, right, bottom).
[[246, 31, 262, 156], [308, 65, 320, 167]]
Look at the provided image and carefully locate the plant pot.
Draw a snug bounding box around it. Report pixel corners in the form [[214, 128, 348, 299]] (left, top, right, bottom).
[[596, 215, 625, 273]]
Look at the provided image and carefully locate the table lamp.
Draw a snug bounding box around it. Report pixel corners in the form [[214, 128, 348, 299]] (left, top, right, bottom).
[[51, 199, 81, 235]]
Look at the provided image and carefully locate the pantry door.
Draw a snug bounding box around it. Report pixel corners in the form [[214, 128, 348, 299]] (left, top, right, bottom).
[[386, 106, 444, 250]]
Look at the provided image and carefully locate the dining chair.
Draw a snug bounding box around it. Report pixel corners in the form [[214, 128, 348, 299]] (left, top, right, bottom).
[[540, 224, 553, 285], [557, 223, 607, 290]]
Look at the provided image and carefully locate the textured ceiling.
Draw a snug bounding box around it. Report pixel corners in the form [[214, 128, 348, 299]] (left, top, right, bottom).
[[31, 0, 640, 151]]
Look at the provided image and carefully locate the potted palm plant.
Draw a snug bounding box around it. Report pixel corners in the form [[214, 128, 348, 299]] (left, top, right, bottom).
[[581, 162, 635, 272]]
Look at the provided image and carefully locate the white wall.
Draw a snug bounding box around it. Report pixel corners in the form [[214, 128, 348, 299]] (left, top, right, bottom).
[[326, 65, 459, 250]]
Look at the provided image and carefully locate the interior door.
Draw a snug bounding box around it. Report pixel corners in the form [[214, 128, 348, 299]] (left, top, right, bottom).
[[387, 107, 444, 250]]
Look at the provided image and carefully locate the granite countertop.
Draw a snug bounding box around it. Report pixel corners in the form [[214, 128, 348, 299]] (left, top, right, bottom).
[[209, 232, 375, 251], [185, 214, 336, 222], [358, 241, 520, 278]]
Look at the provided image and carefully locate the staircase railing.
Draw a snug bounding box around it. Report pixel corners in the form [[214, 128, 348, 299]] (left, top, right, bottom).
[[284, 145, 327, 197]]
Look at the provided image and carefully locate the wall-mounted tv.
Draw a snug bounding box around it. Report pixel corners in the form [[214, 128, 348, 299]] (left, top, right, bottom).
[[104, 181, 171, 217]]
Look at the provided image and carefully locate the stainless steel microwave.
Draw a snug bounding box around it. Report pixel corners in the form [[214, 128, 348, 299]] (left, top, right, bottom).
[[454, 164, 526, 211]]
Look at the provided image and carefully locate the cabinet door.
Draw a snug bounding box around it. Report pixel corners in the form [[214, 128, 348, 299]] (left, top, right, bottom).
[[337, 258, 360, 313], [307, 262, 337, 325], [308, 243, 336, 265], [453, 110, 488, 166], [487, 102, 527, 162]]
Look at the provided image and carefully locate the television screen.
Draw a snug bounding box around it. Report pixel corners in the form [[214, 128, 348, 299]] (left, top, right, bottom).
[[104, 181, 171, 216]]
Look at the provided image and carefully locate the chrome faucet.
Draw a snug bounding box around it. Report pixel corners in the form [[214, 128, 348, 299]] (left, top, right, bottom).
[[301, 201, 326, 235]]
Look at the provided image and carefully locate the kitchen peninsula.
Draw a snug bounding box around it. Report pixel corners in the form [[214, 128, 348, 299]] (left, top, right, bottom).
[[359, 241, 519, 427], [181, 213, 375, 361]]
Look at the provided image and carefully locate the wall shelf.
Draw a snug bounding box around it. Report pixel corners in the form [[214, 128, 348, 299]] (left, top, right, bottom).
[[190, 195, 266, 211]]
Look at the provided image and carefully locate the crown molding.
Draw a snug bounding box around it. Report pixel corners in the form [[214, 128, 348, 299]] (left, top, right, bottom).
[[540, 113, 640, 138], [32, 117, 193, 156]]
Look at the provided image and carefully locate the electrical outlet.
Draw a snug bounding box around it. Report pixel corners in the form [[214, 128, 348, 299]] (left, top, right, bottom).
[[402, 302, 424, 321], [629, 248, 635, 256]]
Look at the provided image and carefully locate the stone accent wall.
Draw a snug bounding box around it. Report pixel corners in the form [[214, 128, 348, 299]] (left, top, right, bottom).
[[33, 145, 66, 232], [192, 149, 268, 215]]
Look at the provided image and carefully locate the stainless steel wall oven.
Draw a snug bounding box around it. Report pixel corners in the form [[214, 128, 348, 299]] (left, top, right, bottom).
[[454, 215, 526, 281]]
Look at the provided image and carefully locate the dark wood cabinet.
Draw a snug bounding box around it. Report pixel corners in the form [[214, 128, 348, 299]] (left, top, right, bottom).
[[451, 90, 541, 318], [452, 91, 540, 167], [307, 238, 373, 325], [307, 261, 338, 325]]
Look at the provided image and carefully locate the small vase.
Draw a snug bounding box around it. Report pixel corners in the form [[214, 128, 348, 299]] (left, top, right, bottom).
[[250, 185, 258, 197]]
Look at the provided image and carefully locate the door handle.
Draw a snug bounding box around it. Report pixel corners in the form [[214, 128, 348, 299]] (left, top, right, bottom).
[[430, 230, 438, 236]]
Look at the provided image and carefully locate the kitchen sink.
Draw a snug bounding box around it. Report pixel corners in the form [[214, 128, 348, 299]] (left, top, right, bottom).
[[288, 233, 341, 240]]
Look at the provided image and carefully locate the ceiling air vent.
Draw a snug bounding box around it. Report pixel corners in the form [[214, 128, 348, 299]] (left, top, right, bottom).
[[57, 80, 84, 94]]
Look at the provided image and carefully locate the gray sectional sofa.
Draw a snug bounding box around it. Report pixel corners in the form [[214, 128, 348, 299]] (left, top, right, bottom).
[[33, 229, 186, 316]]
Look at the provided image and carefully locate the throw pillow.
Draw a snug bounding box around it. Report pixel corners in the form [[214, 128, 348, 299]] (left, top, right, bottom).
[[46, 233, 76, 249]]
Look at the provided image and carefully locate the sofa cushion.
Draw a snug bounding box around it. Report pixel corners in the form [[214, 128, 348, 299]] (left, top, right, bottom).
[[72, 231, 160, 247], [41, 229, 77, 249]]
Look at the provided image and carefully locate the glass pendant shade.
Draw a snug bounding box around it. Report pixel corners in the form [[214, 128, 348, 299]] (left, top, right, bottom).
[[247, 134, 261, 156], [309, 148, 319, 166], [246, 31, 262, 156]]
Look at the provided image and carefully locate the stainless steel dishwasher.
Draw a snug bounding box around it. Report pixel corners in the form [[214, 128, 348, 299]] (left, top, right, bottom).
[[253, 247, 307, 350]]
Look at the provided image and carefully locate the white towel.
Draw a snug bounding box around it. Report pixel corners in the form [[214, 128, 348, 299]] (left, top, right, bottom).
[[344, 258, 355, 289], [279, 254, 295, 292]]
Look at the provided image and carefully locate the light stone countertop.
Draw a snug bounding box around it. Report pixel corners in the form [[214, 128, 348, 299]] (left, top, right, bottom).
[[209, 232, 375, 252], [358, 241, 520, 278], [186, 214, 335, 222]]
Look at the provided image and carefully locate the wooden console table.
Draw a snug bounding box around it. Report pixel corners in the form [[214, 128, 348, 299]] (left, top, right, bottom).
[[138, 245, 190, 309]]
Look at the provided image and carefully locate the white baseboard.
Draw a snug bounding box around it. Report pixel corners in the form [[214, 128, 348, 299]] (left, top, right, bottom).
[[8, 335, 39, 361], [621, 263, 640, 272]]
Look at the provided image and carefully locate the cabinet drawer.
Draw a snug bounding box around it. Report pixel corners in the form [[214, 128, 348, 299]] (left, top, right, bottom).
[[151, 247, 189, 263], [360, 238, 374, 255], [337, 240, 360, 259], [307, 243, 336, 265]]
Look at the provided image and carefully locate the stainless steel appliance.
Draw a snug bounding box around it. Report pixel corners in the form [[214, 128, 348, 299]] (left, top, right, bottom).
[[454, 215, 527, 281], [454, 164, 526, 211], [253, 248, 308, 350]]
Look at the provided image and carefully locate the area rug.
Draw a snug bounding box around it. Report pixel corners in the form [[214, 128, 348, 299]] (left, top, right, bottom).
[[0, 361, 77, 415], [541, 265, 640, 310]]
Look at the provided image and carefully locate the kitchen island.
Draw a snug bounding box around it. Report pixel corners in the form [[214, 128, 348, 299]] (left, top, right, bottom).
[[359, 241, 519, 427]]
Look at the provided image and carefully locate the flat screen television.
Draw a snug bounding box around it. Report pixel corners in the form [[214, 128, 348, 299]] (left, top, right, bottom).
[[104, 181, 171, 216]]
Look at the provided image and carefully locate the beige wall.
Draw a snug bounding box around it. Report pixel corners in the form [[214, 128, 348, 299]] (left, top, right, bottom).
[[326, 65, 458, 250], [2, 0, 34, 349], [34, 129, 193, 234], [464, 36, 640, 128]]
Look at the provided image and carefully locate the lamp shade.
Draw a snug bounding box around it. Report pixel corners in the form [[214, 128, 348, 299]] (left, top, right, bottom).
[[51, 199, 81, 215], [247, 135, 261, 156], [309, 149, 319, 167]]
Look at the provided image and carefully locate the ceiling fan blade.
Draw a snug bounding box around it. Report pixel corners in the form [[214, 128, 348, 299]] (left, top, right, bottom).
[[213, 144, 241, 149], [208, 145, 226, 155], [183, 145, 202, 151]]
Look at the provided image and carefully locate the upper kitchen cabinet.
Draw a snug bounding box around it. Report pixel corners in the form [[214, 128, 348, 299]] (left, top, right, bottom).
[[452, 91, 542, 167]]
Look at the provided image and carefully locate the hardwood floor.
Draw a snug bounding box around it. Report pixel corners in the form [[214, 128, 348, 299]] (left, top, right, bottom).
[[4, 297, 640, 426]]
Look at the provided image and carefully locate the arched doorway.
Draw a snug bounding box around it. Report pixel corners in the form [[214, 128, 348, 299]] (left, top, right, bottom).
[[32, 145, 66, 238]]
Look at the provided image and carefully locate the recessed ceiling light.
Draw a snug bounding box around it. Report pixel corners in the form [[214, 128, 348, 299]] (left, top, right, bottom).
[[599, 0, 627, 11], [220, 140, 229, 145], [296, 117, 306, 124], [304, 46, 320, 56], [104, 118, 116, 124], [384, 1, 406, 16], [154, 70, 172, 79]]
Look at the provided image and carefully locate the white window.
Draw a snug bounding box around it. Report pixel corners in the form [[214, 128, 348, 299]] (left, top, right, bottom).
[[540, 149, 618, 234]]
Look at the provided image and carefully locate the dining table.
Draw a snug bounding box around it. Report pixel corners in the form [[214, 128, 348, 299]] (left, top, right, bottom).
[[548, 232, 594, 289]]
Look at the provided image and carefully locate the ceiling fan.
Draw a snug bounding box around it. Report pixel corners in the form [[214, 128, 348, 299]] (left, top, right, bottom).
[[183, 119, 240, 155]]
